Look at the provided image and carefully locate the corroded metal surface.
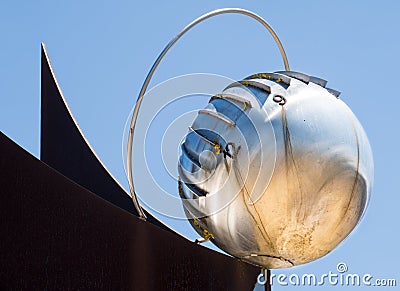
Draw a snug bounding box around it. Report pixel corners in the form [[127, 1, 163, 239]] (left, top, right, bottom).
[[40, 44, 169, 229], [0, 130, 260, 290]]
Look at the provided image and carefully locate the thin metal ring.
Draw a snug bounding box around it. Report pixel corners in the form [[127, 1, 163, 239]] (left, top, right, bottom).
[[273, 95, 287, 105], [126, 8, 291, 219]]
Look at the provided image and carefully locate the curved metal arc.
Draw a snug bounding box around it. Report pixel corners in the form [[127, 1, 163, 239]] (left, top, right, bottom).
[[127, 8, 291, 219]]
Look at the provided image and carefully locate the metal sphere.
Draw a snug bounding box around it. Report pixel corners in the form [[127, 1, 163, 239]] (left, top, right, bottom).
[[178, 71, 373, 269]]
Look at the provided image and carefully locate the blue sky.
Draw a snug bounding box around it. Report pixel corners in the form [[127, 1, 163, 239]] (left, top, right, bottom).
[[1, 1, 399, 290]]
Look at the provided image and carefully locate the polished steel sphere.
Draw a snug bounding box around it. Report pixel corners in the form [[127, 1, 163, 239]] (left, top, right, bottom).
[[178, 71, 373, 269]]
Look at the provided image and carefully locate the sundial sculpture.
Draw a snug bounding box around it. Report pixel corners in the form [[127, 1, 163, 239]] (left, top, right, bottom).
[[126, 8, 373, 270], [0, 7, 374, 291]]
